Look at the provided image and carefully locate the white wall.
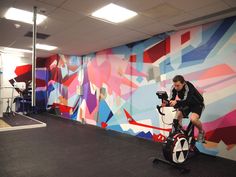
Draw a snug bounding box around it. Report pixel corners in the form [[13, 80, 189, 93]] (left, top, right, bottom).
[[0, 53, 31, 114]]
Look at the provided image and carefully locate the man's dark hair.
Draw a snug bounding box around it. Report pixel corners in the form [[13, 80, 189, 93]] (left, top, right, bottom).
[[173, 75, 185, 84]]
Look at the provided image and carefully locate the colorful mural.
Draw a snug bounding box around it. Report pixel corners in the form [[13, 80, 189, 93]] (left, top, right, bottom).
[[36, 16, 236, 161]]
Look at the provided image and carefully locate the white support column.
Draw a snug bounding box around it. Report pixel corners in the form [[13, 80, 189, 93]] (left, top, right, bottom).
[[0, 53, 3, 117], [32, 6, 37, 107]]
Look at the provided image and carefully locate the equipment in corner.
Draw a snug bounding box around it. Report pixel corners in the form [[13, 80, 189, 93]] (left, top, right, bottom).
[[14, 81, 32, 115]]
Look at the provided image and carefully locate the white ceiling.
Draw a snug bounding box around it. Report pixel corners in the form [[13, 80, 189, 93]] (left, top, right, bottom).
[[0, 0, 236, 57]]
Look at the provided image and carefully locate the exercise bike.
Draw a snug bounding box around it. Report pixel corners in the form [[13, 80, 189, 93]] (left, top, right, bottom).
[[153, 91, 199, 173]]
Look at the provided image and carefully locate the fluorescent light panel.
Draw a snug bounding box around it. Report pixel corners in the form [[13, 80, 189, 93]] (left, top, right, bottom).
[[36, 44, 57, 51], [3, 47, 32, 53], [4, 7, 47, 25], [92, 3, 137, 23]]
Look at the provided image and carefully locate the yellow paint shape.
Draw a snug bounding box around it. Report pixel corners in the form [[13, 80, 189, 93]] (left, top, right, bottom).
[[203, 140, 218, 148]]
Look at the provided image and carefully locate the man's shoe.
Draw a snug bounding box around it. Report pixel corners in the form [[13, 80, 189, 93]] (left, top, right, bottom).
[[197, 130, 206, 143]]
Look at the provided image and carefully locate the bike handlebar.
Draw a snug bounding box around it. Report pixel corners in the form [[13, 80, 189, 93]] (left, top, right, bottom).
[[156, 105, 165, 115], [156, 91, 181, 116]]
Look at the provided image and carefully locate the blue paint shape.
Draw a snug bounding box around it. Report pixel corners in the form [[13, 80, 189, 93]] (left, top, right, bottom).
[[159, 57, 174, 74], [136, 76, 143, 83], [182, 17, 236, 65], [136, 131, 153, 140], [196, 142, 218, 156], [98, 100, 113, 123], [106, 111, 114, 123]]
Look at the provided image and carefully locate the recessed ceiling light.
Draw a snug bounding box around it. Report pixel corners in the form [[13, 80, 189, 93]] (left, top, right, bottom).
[[91, 3, 137, 23], [3, 47, 32, 53], [36, 44, 57, 51], [4, 7, 47, 25]]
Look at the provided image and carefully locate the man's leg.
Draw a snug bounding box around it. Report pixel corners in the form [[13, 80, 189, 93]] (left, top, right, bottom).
[[176, 110, 183, 126], [190, 113, 203, 132], [190, 113, 205, 142]]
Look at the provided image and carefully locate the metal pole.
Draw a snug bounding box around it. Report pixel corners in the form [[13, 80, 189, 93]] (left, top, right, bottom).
[[32, 6, 37, 107]]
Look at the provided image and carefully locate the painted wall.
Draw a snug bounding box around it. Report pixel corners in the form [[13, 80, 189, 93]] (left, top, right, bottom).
[[36, 16, 236, 161]]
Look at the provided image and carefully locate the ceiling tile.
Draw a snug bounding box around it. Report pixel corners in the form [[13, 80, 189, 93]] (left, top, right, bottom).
[[104, 30, 151, 47], [189, 1, 230, 17], [223, 0, 236, 7], [139, 21, 174, 36], [163, 12, 195, 25], [48, 8, 85, 22], [119, 14, 157, 29], [76, 26, 130, 42], [114, 0, 163, 12], [167, 0, 221, 12], [59, 17, 116, 37], [175, 11, 236, 30], [142, 3, 181, 19], [10, 36, 32, 49], [13, 0, 57, 16], [0, 19, 31, 47], [37, 0, 66, 7], [37, 17, 71, 34], [0, 0, 15, 17]]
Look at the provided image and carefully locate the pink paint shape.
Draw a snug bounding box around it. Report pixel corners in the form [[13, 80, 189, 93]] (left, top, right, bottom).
[[195, 74, 234, 88], [87, 59, 111, 88], [203, 109, 236, 133], [204, 75, 236, 93], [125, 63, 147, 77], [85, 102, 98, 120], [67, 76, 79, 98], [199, 64, 235, 80]]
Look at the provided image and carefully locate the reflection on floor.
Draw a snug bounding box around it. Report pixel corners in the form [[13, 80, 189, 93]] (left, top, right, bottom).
[[0, 119, 11, 128], [0, 112, 46, 132]]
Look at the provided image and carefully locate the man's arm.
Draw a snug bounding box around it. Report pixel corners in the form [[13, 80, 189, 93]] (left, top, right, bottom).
[[169, 85, 176, 100], [176, 83, 193, 107]]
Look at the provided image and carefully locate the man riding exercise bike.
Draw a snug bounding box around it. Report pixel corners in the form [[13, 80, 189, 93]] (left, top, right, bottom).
[[165, 75, 205, 143], [153, 75, 205, 170]]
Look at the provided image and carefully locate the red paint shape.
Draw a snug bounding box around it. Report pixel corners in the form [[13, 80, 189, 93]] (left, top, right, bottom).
[[123, 109, 136, 124], [143, 37, 170, 63], [36, 79, 46, 87], [15, 64, 32, 76], [181, 31, 190, 44], [153, 133, 167, 142], [63, 73, 77, 87], [53, 103, 72, 113], [46, 54, 58, 68], [129, 54, 137, 62], [68, 65, 79, 72], [205, 126, 236, 145], [101, 122, 108, 128], [123, 109, 171, 132], [166, 36, 170, 53]]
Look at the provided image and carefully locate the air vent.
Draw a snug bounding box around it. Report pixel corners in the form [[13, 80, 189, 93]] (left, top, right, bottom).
[[174, 7, 236, 27], [24, 31, 50, 39]]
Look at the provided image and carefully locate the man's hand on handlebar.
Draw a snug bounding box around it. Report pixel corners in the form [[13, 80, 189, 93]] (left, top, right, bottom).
[[169, 100, 177, 107], [161, 100, 169, 107]]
